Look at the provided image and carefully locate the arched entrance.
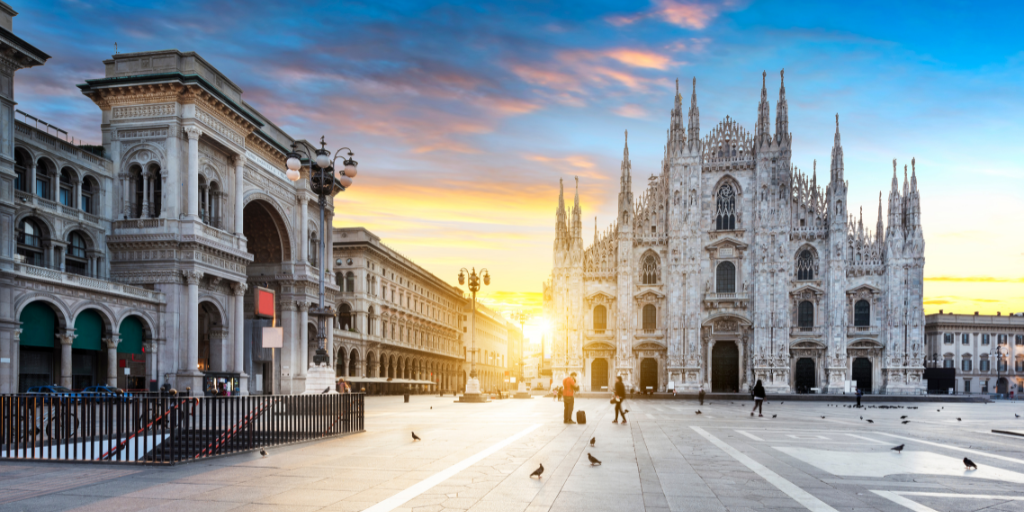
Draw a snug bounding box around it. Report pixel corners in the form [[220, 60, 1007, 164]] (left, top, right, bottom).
[[243, 198, 292, 395], [349, 349, 358, 377], [118, 315, 148, 390], [197, 302, 224, 373], [72, 309, 107, 390], [18, 301, 62, 392], [640, 358, 658, 393], [852, 357, 872, 394], [998, 377, 1008, 395], [711, 342, 739, 392], [795, 358, 815, 393], [591, 358, 608, 391]]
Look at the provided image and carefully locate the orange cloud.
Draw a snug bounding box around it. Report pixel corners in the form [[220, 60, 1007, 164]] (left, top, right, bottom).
[[614, 104, 648, 119], [605, 48, 675, 70], [607, 1, 739, 30]]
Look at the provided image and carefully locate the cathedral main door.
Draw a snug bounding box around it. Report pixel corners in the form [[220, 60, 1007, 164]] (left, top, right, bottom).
[[852, 357, 872, 394], [640, 358, 658, 393], [711, 342, 739, 392], [591, 358, 608, 391], [795, 358, 815, 393]]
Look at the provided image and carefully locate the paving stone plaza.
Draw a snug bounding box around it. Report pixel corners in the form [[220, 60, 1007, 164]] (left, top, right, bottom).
[[2, 396, 1024, 511]]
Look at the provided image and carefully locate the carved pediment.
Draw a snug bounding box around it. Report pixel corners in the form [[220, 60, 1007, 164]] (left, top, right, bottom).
[[791, 341, 825, 350], [583, 340, 616, 352], [633, 342, 666, 352], [585, 290, 616, 303], [704, 236, 749, 254], [847, 284, 881, 301], [848, 339, 883, 349], [701, 313, 752, 328], [634, 289, 665, 302]]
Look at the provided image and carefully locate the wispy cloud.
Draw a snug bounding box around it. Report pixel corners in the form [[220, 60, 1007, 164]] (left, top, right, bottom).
[[607, 0, 740, 30]]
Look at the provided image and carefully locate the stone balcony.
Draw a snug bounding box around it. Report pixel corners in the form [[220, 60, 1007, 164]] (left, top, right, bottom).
[[585, 329, 613, 339], [15, 190, 105, 228], [13, 262, 164, 303], [790, 326, 824, 337], [703, 292, 749, 310], [847, 325, 881, 337]]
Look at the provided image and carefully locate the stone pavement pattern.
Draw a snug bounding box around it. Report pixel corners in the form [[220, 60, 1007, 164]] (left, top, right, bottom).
[[2, 396, 1024, 511]]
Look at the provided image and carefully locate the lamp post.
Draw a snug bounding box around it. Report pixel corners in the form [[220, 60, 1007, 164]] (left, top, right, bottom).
[[511, 310, 530, 394], [996, 344, 1007, 397], [286, 137, 358, 392], [458, 267, 488, 400]]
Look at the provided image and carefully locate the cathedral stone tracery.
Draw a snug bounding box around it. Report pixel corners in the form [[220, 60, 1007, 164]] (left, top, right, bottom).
[[545, 72, 926, 395]]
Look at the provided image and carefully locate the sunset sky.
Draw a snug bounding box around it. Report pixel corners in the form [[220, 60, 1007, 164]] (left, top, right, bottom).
[[17, 1, 1024, 342]]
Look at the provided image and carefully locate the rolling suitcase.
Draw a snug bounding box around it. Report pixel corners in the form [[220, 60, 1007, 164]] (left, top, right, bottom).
[[576, 410, 586, 424]]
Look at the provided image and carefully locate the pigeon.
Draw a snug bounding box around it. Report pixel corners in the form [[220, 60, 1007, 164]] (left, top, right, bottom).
[[957, 417, 962, 421], [587, 453, 602, 466], [259, 447, 268, 457], [902, 420, 910, 424], [780, 402, 784, 405], [772, 414, 777, 418], [530, 464, 544, 478], [821, 416, 826, 419], [900, 415, 908, 419], [891, 444, 904, 454], [937, 409, 941, 412], [963, 457, 977, 470], [867, 419, 874, 423], [412, 432, 421, 441], [860, 416, 863, 420], [322, 387, 331, 394], [590, 437, 596, 447], [696, 410, 702, 415], [1016, 414, 1020, 419], [430, 406, 433, 409]]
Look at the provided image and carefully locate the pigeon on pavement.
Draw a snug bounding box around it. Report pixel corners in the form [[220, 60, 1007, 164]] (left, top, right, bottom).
[[696, 410, 702, 415], [957, 418, 962, 421], [530, 464, 544, 478], [900, 415, 908, 419], [772, 414, 777, 418], [260, 447, 268, 457], [963, 457, 977, 470], [322, 387, 330, 394], [590, 437, 596, 447], [891, 444, 904, 454], [867, 419, 874, 423], [412, 432, 421, 441], [1016, 414, 1020, 418], [902, 420, 910, 424], [821, 416, 826, 419], [587, 453, 602, 466]]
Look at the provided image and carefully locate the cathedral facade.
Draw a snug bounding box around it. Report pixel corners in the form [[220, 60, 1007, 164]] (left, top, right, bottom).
[[543, 73, 926, 395]]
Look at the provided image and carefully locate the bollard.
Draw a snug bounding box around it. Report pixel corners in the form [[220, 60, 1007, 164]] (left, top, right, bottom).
[[404, 393, 409, 403]]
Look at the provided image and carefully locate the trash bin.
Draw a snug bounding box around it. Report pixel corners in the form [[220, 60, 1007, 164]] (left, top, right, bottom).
[[404, 394, 409, 403]]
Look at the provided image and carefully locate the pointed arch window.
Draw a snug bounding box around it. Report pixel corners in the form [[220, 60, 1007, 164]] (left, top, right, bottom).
[[796, 250, 815, 280], [715, 184, 736, 230], [854, 300, 870, 326], [642, 304, 656, 331], [798, 301, 814, 328], [715, 261, 735, 293], [593, 305, 607, 333], [640, 253, 659, 285]]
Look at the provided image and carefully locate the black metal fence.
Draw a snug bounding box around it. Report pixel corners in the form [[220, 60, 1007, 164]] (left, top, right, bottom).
[[0, 393, 364, 464]]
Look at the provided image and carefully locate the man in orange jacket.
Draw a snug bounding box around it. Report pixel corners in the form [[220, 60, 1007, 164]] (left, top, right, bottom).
[[562, 372, 578, 423]]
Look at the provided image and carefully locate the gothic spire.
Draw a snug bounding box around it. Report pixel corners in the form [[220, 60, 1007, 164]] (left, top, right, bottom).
[[556, 178, 567, 244], [830, 113, 844, 183], [687, 77, 700, 150], [618, 130, 633, 226], [669, 77, 685, 155], [775, 69, 788, 143], [572, 175, 582, 240], [756, 70, 771, 145], [876, 191, 884, 246]]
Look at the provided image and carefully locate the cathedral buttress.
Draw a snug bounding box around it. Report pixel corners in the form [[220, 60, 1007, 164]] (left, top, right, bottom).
[[824, 114, 849, 390], [616, 133, 635, 382]]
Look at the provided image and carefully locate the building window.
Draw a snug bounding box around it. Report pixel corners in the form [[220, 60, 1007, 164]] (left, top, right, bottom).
[[642, 304, 656, 331], [338, 303, 353, 331], [16, 218, 44, 266], [81, 177, 95, 214], [345, 271, 355, 293], [715, 261, 735, 293], [943, 333, 953, 344], [714, 184, 736, 230], [798, 301, 814, 328], [640, 253, 659, 285], [59, 168, 74, 207], [14, 149, 29, 192], [943, 359, 954, 369], [982, 334, 990, 345], [796, 250, 815, 280], [998, 334, 1007, 345], [962, 358, 972, 372], [367, 306, 375, 335], [1016, 360, 1023, 372], [854, 300, 870, 326], [962, 333, 970, 345], [308, 232, 318, 267], [66, 232, 88, 276], [979, 359, 990, 372], [1016, 335, 1023, 346], [35, 161, 51, 199], [593, 305, 607, 332], [998, 359, 1007, 372]]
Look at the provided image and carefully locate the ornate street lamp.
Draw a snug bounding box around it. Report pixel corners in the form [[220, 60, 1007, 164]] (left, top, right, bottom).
[[458, 267, 489, 397], [286, 137, 358, 373], [511, 310, 530, 390]]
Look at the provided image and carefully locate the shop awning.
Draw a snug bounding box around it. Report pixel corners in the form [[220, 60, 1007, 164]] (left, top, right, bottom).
[[338, 377, 436, 385]]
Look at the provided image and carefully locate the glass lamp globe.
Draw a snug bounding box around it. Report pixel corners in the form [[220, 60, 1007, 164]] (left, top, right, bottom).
[[337, 175, 353, 188], [286, 156, 301, 171], [344, 161, 358, 177], [286, 169, 300, 181], [315, 153, 331, 169]]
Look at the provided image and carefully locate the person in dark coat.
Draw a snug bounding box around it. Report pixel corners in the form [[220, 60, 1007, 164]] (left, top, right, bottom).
[[751, 380, 766, 417], [856, 387, 863, 408], [613, 376, 628, 423], [698, 385, 706, 406]]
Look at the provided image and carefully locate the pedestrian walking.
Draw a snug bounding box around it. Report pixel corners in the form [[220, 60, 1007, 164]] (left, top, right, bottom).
[[698, 385, 706, 406], [562, 372, 578, 423], [613, 376, 628, 423], [751, 379, 766, 417], [855, 387, 863, 408]]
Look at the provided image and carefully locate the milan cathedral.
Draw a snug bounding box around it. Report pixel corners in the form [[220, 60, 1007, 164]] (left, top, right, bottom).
[[543, 72, 926, 395]]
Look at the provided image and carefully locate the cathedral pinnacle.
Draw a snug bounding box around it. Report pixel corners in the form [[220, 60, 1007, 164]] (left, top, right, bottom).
[[756, 71, 770, 145], [830, 113, 843, 183], [687, 77, 700, 149], [775, 69, 788, 143]]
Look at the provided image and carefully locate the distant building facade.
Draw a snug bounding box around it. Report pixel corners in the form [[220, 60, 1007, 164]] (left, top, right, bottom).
[[467, 303, 513, 392], [925, 312, 1024, 395], [544, 74, 927, 395]]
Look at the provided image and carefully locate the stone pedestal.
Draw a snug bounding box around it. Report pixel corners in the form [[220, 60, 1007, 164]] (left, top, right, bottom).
[[303, 362, 338, 394], [513, 381, 532, 399], [458, 377, 489, 402]]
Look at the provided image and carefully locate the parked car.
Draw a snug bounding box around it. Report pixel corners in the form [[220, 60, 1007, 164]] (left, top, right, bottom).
[[25, 385, 82, 404], [82, 385, 131, 402]]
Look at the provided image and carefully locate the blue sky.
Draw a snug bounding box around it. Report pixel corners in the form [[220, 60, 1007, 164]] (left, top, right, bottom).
[[14, 0, 1024, 316]]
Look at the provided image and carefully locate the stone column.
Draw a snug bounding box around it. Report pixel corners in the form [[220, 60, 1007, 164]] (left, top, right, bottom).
[[184, 126, 203, 219], [183, 270, 204, 374], [232, 282, 248, 394], [120, 175, 129, 218], [297, 302, 309, 378], [104, 335, 119, 387], [234, 154, 246, 236], [59, 331, 75, 388], [27, 164, 36, 198], [74, 180, 82, 210], [140, 172, 150, 219], [298, 195, 308, 264]]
